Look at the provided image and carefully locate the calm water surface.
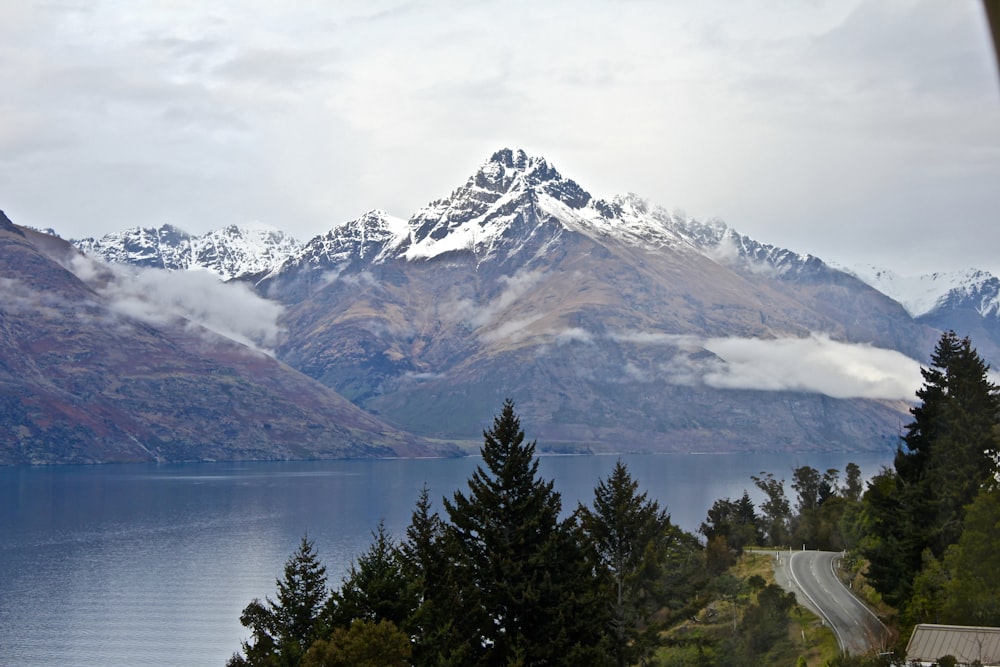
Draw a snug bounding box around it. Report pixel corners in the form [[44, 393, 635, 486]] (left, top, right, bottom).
[[0, 452, 891, 666]]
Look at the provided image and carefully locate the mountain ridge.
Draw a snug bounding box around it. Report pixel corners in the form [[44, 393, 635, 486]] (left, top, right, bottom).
[[1, 212, 455, 464], [18, 147, 1000, 459], [251, 150, 940, 451]]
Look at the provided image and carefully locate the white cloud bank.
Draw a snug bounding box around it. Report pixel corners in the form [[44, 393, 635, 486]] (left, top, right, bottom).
[[614, 330, 923, 400], [70, 257, 284, 352], [697, 334, 922, 400]]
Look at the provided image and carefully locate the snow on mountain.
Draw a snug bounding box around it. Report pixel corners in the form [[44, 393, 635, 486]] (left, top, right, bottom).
[[843, 264, 1000, 319], [73, 223, 301, 281], [275, 148, 825, 283], [268, 149, 783, 270], [71, 148, 831, 289], [270, 209, 407, 275]]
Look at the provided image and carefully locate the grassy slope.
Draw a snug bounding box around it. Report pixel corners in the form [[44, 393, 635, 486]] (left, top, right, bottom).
[[655, 551, 840, 667]]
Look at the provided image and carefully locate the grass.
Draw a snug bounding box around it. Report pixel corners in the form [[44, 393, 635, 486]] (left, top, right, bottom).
[[654, 549, 841, 667]]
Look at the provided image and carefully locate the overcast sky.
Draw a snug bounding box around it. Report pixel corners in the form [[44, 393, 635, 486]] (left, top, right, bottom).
[[2, 0, 998, 276]]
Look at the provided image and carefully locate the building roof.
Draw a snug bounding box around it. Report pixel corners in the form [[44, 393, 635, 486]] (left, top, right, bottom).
[[906, 624, 1000, 666]]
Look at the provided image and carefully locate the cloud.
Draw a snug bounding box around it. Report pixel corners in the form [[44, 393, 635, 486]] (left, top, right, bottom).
[[70, 258, 284, 352], [555, 328, 594, 345], [687, 334, 922, 400], [0, 276, 74, 316], [2, 1, 998, 278], [479, 315, 547, 345], [446, 269, 549, 339], [611, 329, 922, 399]]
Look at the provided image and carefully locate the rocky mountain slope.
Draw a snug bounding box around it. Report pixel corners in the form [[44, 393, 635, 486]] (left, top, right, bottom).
[[257, 149, 940, 452], [0, 210, 452, 464], [50, 148, 999, 456]]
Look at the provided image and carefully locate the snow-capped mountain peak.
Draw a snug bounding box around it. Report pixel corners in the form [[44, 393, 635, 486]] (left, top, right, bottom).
[[73, 223, 301, 281], [844, 264, 1000, 319], [475, 148, 563, 193]]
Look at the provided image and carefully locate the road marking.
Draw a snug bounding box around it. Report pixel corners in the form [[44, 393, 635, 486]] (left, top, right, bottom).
[[788, 551, 846, 653]]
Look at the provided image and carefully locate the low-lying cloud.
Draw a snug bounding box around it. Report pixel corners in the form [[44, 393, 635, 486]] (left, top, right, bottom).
[[612, 330, 922, 400], [697, 334, 923, 400], [71, 257, 284, 352]]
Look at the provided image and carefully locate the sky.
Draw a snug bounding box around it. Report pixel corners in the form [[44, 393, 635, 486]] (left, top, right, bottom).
[[2, 0, 999, 277]]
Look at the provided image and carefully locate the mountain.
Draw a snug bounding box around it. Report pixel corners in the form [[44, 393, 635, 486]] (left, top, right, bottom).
[[55, 148, 997, 455], [844, 265, 1000, 363], [258, 149, 939, 452], [73, 223, 302, 281], [0, 210, 453, 464]]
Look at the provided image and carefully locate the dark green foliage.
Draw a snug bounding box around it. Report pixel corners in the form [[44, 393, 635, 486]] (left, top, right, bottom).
[[944, 485, 1000, 624], [751, 471, 791, 546], [861, 331, 1000, 610], [843, 462, 863, 503], [323, 520, 415, 630], [576, 459, 674, 666], [398, 486, 467, 666], [442, 398, 603, 665], [790, 466, 855, 551], [700, 490, 762, 557], [934, 485, 1000, 626], [229, 535, 329, 667], [704, 534, 736, 576], [231, 400, 714, 666], [792, 465, 823, 514], [729, 583, 797, 665], [898, 331, 999, 555], [857, 467, 911, 605]]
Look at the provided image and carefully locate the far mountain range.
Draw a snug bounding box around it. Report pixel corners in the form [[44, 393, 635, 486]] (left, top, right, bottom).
[[5, 149, 999, 463]]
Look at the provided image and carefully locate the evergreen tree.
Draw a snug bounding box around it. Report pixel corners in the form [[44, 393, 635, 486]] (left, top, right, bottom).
[[576, 459, 673, 667], [399, 486, 466, 666], [229, 535, 328, 667], [861, 331, 1000, 618], [442, 399, 601, 665], [939, 485, 1000, 626], [898, 331, 1000, 554], [864, 332, 1000, 607], [323, 520, 415, 631], [857, 467, 910, 606], [700, 490, 760, 558]]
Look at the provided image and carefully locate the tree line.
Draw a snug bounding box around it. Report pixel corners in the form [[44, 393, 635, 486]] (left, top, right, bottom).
[[228, 330, 1000, 665], [228, 399, 705, 666]]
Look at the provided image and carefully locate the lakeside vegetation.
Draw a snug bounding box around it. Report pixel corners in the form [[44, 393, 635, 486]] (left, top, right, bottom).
[[228, 331, 1000, 667]]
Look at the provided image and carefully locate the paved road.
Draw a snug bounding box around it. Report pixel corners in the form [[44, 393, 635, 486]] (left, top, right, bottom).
[[772, 550, 889, 655]]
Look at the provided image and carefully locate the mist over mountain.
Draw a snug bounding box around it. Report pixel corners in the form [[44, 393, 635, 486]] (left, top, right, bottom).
[[256, 149, 944, 452], [0, 210, 451, 464], [20, 148, 999, 460]]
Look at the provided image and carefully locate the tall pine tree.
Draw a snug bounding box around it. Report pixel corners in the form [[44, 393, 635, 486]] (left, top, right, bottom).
[[442, 399, 601, 666], [865, 331, 1000, 607], [323, 520, 415, 631], [229, 535, 329, 667], [576, 459, 674, 667]]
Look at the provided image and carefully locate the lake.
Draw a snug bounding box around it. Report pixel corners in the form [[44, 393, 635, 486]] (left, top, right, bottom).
[[0, 451, 892, 666]]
